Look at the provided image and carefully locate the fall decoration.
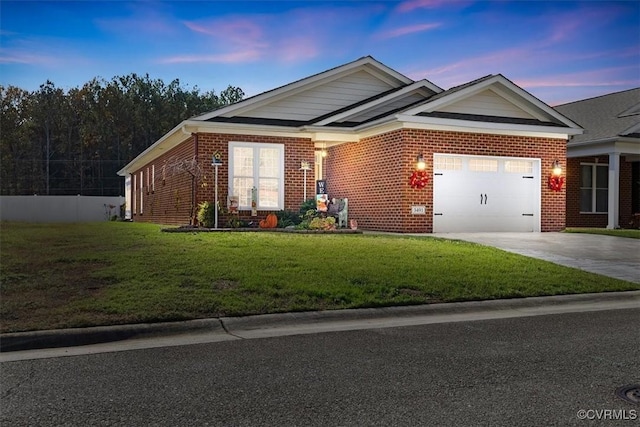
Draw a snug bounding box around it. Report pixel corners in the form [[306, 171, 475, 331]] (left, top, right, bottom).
[[259, 213, 278, 228]]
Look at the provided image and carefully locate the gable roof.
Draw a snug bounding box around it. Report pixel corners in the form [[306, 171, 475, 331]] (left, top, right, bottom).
[[398, 74, 581, 130], [554, 88, 640, 144], [193, 56, 441, 123], [118, 57, 583, 176]]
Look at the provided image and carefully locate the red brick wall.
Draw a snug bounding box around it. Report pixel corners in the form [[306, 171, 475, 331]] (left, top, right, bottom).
[[131, 133, 314, 226], [325, 130, 406, 232], [131, 128, 567, 232], [566, 156, 635, 228], [131, 135, 197, 225], [326, 129, 566, 232], [620, 159, 634, 228]]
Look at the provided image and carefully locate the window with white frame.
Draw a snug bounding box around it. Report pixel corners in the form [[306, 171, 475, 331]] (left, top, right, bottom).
[[469, 158, 498, 172], [434, 156, 462, 171], [580, 163, 608, 213], [229, 142, 284, 210]]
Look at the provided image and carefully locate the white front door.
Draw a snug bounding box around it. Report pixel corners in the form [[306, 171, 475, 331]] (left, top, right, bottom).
[[433, 154, 540, 232]]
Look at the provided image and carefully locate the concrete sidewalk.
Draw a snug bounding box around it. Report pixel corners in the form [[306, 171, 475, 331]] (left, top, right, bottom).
[[2, 290, 639, 362]]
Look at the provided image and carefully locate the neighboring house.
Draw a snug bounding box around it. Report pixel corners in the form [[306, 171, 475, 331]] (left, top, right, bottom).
[[555, 89, 640, 229], [117, 56, 583, 233]]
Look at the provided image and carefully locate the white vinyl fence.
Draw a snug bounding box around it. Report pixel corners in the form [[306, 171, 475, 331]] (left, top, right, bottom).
[[0, 196, 125, 222]]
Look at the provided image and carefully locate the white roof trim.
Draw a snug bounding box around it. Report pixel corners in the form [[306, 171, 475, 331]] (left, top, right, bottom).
[[117, 120, 315, 176], [312, 80, 439, 126], [401, 75, 582, 130], [192, 56, 418, 121], [621, 121, 640, 136], [395, 113, 582, 138], [567, 138, 640, 157]]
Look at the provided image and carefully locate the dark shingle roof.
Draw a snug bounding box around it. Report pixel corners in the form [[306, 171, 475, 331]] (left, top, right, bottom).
[[554, 88, 640, 142]]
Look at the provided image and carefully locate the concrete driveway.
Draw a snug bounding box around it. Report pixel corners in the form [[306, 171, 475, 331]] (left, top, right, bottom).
[[433, 232, 640, 283]]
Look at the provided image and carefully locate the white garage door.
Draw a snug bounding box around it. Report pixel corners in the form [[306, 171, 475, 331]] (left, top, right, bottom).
[[433, 154, 540, 232]]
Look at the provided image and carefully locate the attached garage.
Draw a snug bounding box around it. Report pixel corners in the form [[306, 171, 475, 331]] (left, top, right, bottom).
[[433, 154, 541, 232], [119, 56, 582, 233]]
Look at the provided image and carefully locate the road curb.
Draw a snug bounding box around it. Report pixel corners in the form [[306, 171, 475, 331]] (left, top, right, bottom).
[[221, 290, 640, 334], [2, 291, 639, 353], [0, 319, 224, 353]]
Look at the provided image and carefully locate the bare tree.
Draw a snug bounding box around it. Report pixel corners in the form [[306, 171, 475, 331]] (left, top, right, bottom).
[[165, 155, 204, 224]]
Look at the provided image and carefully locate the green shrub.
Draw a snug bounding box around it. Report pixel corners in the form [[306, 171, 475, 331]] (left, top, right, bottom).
[[276, 210, 302, 228], [196, 201, 216, 228], [309, 216, 336, 230], [299, 198, 316, 215]]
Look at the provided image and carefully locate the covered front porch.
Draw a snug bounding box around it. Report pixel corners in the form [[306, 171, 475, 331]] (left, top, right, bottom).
[[567, 138, 640, 229]]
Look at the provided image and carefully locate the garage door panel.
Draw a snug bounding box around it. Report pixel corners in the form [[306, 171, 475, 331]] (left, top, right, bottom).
[[433, 155, 540, 232]]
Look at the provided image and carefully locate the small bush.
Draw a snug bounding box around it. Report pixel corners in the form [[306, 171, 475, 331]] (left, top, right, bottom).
[[276, 210, 302, 228], [299, 198, 316, 215], [197, 201, 216, 228]]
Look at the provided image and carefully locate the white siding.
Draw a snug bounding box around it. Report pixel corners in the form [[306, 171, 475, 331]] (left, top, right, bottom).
[[439, 89, 536, 119], [242, 70, 395, 121]]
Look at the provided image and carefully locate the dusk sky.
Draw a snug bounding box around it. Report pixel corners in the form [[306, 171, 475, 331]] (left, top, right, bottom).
[[1, 1, 638, 106]]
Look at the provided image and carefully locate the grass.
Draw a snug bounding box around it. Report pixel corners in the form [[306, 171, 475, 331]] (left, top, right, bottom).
[[565, 227, 640, 239], [1, 222, 637, 333]]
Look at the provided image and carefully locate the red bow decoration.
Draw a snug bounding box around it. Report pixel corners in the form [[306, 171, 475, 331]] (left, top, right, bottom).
[[548, 175, 564, 192], [409, 170, 429, 189]]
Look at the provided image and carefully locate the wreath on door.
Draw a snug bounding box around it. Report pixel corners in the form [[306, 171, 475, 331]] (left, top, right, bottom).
[[409, 170, 429, 189]]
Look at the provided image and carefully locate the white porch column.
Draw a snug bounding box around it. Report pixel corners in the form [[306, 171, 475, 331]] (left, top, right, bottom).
[[607, 152, 620, 229]]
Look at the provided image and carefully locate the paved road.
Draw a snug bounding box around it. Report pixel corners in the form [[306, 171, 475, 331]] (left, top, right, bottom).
[[2, 308, 638, 426]]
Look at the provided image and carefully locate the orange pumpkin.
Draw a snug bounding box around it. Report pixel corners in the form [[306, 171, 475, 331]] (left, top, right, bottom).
[[259, 213, 278, 229]]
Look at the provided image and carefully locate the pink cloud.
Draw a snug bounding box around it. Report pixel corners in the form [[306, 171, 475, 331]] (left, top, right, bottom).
[[158, 50, 263, 65], [0, 49, 58, 65], [183, 18, 265, 47], [277, 38, 320, 63], [397, 0, 450, 12], [376, 23, 442, 39], [514, 66, 640, 89]]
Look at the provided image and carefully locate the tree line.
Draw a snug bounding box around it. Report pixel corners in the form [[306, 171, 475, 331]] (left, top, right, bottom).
[[0, 75, 244, 196]]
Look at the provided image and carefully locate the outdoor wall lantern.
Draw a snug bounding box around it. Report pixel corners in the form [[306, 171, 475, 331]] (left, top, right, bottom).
[[548, 159, 564, 192], [410, 153, 429, 189], [321, 144, 328, 158]]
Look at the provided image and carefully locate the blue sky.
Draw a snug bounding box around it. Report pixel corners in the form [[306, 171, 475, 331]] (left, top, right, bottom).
[[1, 1, 638, 106]]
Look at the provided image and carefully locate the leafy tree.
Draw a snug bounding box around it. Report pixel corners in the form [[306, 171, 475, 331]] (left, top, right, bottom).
[[0, 75, 244, 196]]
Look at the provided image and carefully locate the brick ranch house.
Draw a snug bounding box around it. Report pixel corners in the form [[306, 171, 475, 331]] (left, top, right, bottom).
[[555, 88, 640, 229], [118, 56, 585, 233]]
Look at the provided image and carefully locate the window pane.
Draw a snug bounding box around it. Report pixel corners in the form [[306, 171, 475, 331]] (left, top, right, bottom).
[[580, 165, 592, 188], [595, 165, 608, 188], [504, 160, 533, 174], [233, 177, 254, 207], [580, 189, 592, 212], [596, 189, 608, 212], [259, 148, 279, 178], [234, 147, 253, 176], [469, 158, 498, 172], [259, 178, 279, 208], [434, 156, 462, 171]]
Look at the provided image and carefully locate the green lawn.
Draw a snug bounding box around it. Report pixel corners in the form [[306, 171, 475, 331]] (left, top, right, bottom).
[[565, 227, 640, 239], [1, 222, 637, 333]]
